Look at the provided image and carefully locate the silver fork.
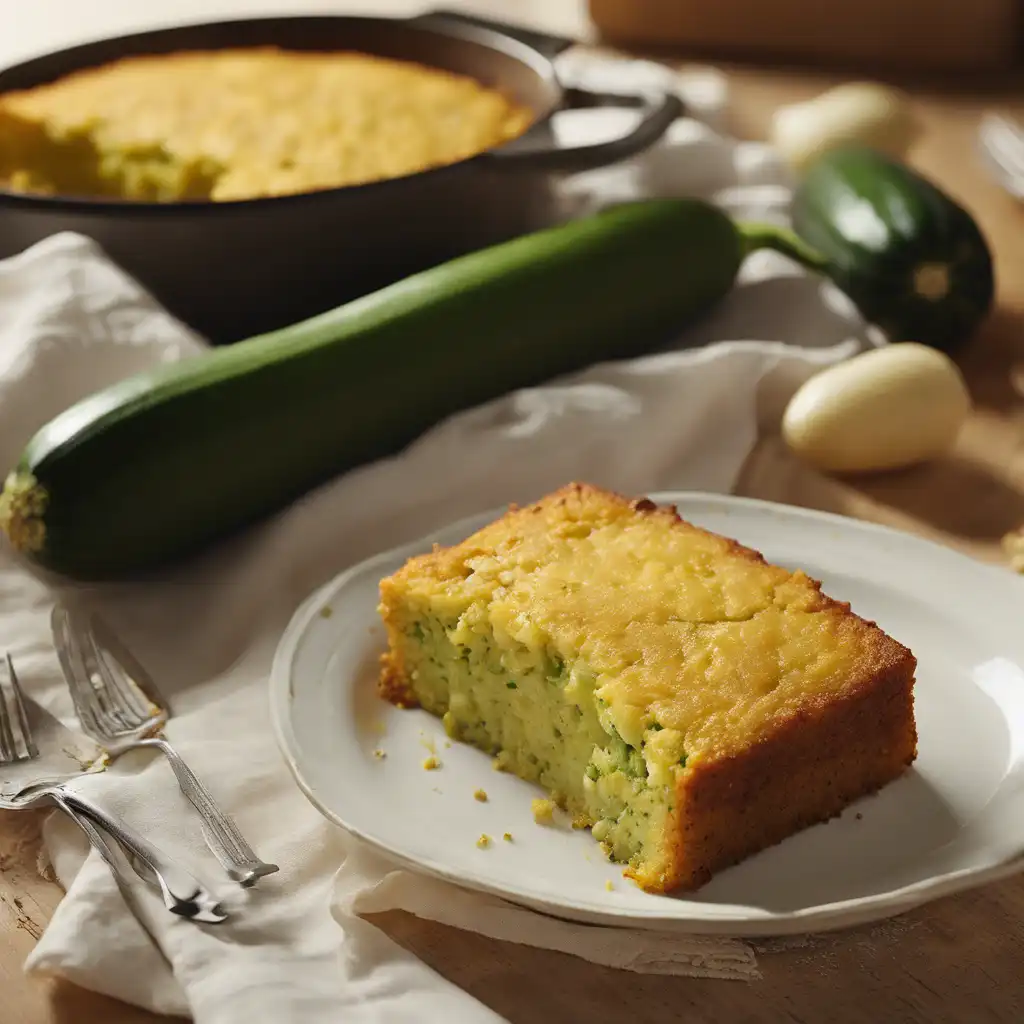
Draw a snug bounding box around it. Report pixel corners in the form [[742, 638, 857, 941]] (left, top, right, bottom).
[[0, 651, 227, 923], [978, 113, 1024, 200], [51, 604, 279, 888]]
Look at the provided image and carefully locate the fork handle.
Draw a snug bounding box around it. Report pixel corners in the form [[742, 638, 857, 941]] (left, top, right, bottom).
[[54, 788, 228, 924], [126, 737, 279, 887], [48, 790, 195, 948], [49, 790, 155, 906]]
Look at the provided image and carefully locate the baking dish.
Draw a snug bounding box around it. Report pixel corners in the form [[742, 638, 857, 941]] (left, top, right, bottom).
[[0, 8, 681, 343]]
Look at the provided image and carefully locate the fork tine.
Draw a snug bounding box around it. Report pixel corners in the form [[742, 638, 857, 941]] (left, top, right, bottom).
[[7, 653, 39, 760], [73, 613, 130, 730], [86, 622, 152, 724], [83, 629, 139, 731], [52, 605, 106, 739], [72, 608, 149, 729], [979, 115, 1024, 186], [0, 652, 36, 763], [52, 604, 159, 740], [0, 656, 14, 762], [984, 131, 1024, 176], [60, 607, 127, 733], [86, 610, 165, 720]]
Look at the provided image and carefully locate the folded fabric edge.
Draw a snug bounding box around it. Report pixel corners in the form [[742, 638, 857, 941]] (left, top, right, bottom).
[[24, 809, 193, 1017], [332, 851, 761, 982]]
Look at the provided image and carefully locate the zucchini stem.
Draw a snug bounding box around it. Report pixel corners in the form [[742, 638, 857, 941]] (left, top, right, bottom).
[[738, 222, 830, 274], [913, 262, 951, 301]]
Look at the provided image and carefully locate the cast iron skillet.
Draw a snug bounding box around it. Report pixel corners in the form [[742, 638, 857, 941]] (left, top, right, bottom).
[[0, 8, 682, 344]]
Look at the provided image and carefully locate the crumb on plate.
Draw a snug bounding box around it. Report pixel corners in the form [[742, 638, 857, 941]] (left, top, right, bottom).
[[477, 833, 491, 849], [531, 798, 556, 825], [422, 756, 441, 770], [473, 788, 488, 802]]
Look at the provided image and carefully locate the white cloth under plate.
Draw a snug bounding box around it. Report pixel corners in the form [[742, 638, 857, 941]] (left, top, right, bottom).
[[0, 50, 878, 1024]]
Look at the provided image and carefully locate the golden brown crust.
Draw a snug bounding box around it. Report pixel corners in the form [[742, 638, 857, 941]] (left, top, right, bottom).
[[642, 655, 917, 893], [385, 479, 913, 683], [377, 649, 418, 709]]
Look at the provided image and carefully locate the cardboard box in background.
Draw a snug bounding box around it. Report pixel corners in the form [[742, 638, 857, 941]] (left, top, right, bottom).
[[587, 0, 1021, 73]]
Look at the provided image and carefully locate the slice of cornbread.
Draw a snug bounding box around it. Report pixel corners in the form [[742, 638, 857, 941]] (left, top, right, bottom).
[[378, 484, 917, 893]]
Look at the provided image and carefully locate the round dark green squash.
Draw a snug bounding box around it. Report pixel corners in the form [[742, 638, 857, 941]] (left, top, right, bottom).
[[791, 145, 995, 353]]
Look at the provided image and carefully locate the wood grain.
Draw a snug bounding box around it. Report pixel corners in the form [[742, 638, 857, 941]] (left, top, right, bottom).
[[588, 0, 1021, 74], [2, 2, 1023, 1021]]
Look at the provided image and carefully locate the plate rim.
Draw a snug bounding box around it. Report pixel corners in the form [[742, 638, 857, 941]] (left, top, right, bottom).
[[270, 490, 1024, 936]]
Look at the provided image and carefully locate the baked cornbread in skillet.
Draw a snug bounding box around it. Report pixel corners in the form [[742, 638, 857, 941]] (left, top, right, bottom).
[[378, 483, 918, 893], [0, 48, 532, 201]]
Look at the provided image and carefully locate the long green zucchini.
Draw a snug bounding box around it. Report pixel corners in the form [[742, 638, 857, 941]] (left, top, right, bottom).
[[2, 198, 786, 579], [0, 157, 993, 580]]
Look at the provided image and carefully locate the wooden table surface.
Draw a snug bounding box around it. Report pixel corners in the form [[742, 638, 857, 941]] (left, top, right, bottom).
[[3, 2, 1024, 1021]]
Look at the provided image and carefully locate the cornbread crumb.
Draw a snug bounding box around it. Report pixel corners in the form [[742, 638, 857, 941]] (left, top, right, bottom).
[[531, 798, 556, 825], [319, 606, 333, 619], [503, 832, 513, 842], [473, 789, 488, 802], [372, 749, 387, 760], [476, 834, 492, 849], [605, 880, 614, 892], [379, 483, 917, 893], [422, 756, 441, 771]]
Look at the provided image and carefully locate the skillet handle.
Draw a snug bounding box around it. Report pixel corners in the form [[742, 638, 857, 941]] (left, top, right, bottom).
[[483, 88, 683, 174], [408, 9, 577, 58]]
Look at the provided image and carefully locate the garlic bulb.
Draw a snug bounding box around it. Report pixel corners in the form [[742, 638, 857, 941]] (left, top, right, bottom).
[[781, 343, 971, 474], [772, 82, 920, 172]]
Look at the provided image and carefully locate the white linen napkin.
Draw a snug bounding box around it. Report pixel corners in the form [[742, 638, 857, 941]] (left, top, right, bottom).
[[0, 53, 877, 1022]]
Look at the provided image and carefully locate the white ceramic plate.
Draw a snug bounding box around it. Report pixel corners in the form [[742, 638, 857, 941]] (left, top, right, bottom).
[[270, 493, 1024, 936]]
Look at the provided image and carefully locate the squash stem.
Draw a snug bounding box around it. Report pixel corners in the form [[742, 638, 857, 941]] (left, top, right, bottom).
[[738, 222, 830, 274]]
